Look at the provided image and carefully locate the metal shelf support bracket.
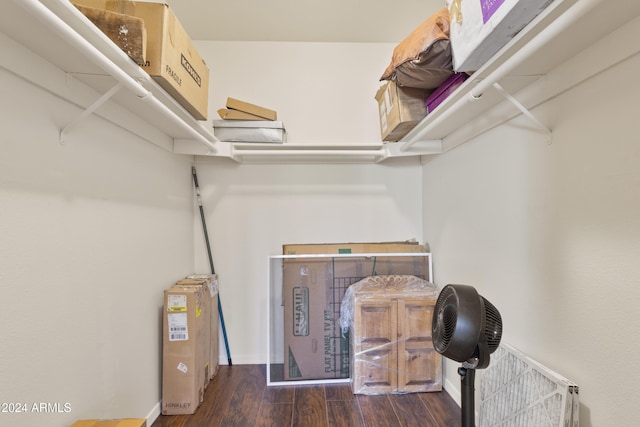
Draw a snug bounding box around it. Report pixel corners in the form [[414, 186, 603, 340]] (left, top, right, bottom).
[[59, 81, 123, 144], [492, 82, 552, 143]]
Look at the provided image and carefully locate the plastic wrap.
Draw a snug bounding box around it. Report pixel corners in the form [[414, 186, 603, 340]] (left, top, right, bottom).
[[340, 275, 442, 395], [339, 274, 438, 333]]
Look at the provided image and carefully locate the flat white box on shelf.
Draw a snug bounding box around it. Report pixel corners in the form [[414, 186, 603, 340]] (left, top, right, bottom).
[[446, 0, 555, 72], [212, 120, 286, 143]]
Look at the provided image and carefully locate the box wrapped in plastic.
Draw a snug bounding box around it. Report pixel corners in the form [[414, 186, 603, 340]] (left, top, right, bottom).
[[340, 275, 442, 394]]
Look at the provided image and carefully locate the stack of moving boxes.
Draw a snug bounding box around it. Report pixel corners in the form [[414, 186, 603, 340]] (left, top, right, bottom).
[[162, 275, 219, 415], [376, 0, 556, 142]]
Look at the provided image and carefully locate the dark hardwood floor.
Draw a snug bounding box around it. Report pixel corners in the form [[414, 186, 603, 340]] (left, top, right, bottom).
[[152, 364, 461, 427]]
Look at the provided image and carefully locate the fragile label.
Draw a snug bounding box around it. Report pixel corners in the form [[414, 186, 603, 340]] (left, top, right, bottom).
[[168, 312, 189, 341]]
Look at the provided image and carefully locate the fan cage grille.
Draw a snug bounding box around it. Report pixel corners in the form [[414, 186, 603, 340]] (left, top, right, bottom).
[[481, 297, 502, 353], [433, 287, 458, 353]]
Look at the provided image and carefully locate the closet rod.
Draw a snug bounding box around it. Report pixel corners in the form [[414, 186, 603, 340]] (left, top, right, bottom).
[[232, 149, 386, 162], [400, 0, 602, 152], [13, 0, 218, 152], [233, 150, 384, 156]]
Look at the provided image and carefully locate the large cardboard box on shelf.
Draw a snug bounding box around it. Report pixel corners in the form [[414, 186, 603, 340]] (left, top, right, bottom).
[[281, 241, 432, 381], [70, 419, 146, 427], [72, 0, 209, 120], [73, 3, 147, 64], [162, 284, 207, 415], [375, 81, 430, 142], [446, 0, 554, 72]]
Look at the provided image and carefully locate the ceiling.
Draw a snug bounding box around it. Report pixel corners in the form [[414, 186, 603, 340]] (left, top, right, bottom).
[[162, 0, 446, 43]]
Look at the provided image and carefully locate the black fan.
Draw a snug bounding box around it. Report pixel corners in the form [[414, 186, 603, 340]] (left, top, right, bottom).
[[432, 284, 503, 427]]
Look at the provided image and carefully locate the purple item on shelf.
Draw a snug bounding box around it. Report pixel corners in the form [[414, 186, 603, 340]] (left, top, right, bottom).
[[425, 72, 469, 114], [482, 0, 507, 24]]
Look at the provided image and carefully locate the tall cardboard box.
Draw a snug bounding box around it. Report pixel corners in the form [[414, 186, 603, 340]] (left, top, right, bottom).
[[72, 1, 210, 120], [281, 242, 432, 381], [179, 274, 220, 381], [162, 284, 207, 415]]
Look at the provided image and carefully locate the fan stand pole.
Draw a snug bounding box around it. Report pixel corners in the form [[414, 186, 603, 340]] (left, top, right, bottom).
[[459, 366, 476, 427]]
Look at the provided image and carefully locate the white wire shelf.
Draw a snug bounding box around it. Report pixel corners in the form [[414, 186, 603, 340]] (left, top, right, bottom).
[[2, 0, 638, 163]]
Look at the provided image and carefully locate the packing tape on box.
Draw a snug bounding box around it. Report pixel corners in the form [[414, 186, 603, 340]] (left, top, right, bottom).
[[449, 0, 463, 24]]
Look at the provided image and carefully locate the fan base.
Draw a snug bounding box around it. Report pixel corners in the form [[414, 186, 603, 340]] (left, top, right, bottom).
[[459, 366, 476, 427]]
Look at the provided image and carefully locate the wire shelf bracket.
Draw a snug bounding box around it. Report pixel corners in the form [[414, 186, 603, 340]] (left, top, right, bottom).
[[59, 81, 123, 144]]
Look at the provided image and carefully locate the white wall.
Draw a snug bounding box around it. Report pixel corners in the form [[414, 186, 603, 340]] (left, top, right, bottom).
[[190, 40, 426, 365], [195, 40, 396, 144], [0, 35, 425, 425], [0, 68, 195, 426], [6, 13, 638, 427], [192, 156, 425, 364], [421, 33, 640, 427]]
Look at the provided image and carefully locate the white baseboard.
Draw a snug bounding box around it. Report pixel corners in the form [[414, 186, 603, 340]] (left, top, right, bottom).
[[443, 377, 461, 407], [146, 402, 161, 426]]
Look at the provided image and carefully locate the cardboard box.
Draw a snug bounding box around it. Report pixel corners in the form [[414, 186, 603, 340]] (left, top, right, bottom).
[[281, 242, 432, 381], [162, 284, 207, 415], [226, 97, 277, 121], [72, 1, 209, 120], [71, 0, 137, 19], [213, 120, 286, 143], [283, 241, 428, 256], [446, 0, 554, 72], [70, 420, 146, 427], [217, 109, 265, 121], [172, 279, 211, 389], [425, 72, 469, 114], [74, 4, 147, 64], [179, 274, 220, 381], [375, 81, 430, 142]]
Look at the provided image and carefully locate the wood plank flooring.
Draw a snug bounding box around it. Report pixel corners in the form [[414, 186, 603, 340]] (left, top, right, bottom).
[[151, 365, 461, 427]]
